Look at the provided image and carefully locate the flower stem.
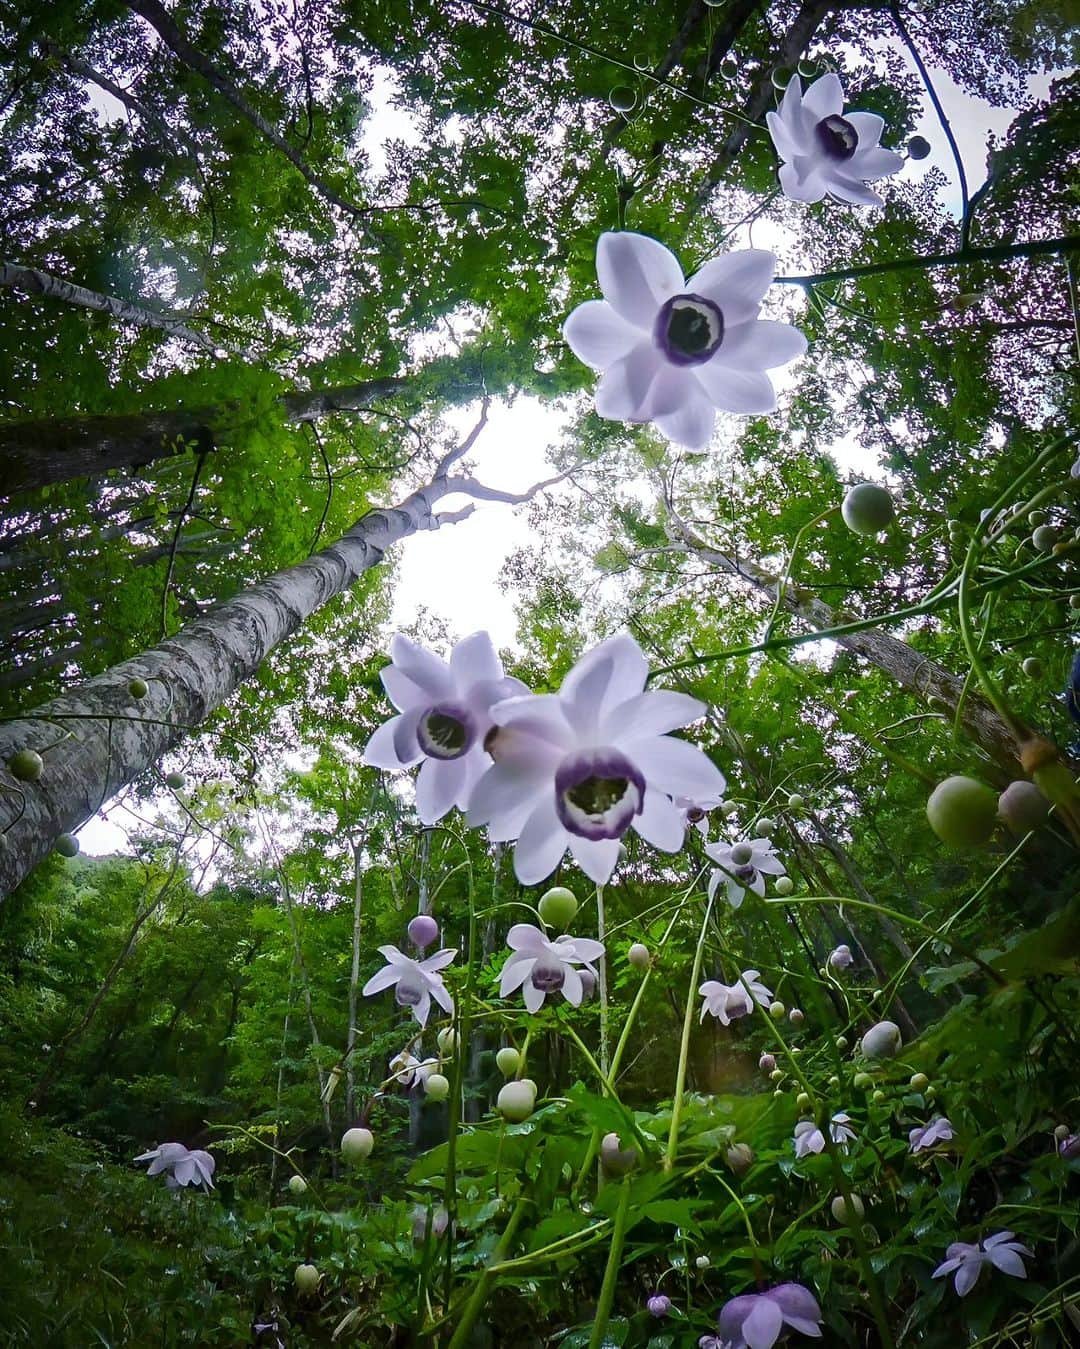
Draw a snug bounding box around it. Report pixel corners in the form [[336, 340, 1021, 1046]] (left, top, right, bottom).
[[588, 1179, 633, 1349], [595, 883, 610, 1077], [663, 893, 714, 1172], [445, 1196, 530, 1348]]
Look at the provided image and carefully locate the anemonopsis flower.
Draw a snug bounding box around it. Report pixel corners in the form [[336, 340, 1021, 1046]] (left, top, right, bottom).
[[717, 1283, 824, 1347], [933, 1231, 1033, 1297], [646, 1294, 672, 1318], [468, 633, 726, 884], [910, 1117, 954, 1153], [794, 1112, 855, 1159], [828, 943, 854, 971], [363, 632, 528, 824], [675, 791, 725, 836], [766, 72, 904, 206], [498, 924, 604, 1012], [388, 1050, 438, 1088], [135, 1142, 215, 1190], [363, 945, 456, 1027], [563, 232, 806, 449], [699, 969, 773, 1024], [705, 837, 786, 909]]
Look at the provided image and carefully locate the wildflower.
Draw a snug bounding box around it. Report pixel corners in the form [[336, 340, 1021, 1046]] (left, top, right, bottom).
[[860, 1020, 902, 1059], [675, 791, 726, 836], [909, 1117, 954, 1153], [363, 945, 456, 1027], [794, 1113, 855, 1159], [1059, 1133, 1080, 1160], [562, 232, 806, 449], [699, 969, 773, 1024], [717, 1283, 824, 1347], [498, 923, 604, 1012], [705, 837, 787, 908], [933, 1231, 1033, 1297], [408, 914, 439, 948], [766, 72, 904, 206], [647, 1294, 672, 1318], [388, 1050, 438, 1088], [411, 1204, 449, 1240], [828, 943, 853, 971], [363, 632, 528, 825], [135, 1142, 215, 1190], [469, 632, 726, 884]]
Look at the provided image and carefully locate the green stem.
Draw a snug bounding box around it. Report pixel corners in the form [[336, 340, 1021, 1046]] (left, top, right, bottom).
[[595, 884, 610, 1077], [774, 234, 1080, 288], [445, 1196, 530, 1348], [443, 847, 478, 1308], [762, 505, 839, 644], [588, 1180, 633, 1349], [663, 893, 714, 1172]]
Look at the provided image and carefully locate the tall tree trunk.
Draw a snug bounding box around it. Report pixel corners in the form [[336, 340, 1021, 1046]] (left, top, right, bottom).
[[668, 518, 1021, 769], [0, 416, 501, 899], [0, 376, 404, 495], [0, 261, 254, 360]]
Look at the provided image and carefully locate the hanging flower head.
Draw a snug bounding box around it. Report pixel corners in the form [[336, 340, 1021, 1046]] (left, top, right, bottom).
[[717, 1283, 824, 1347], [562, 232, 806, 449], [363, 945, 456, 1027], [699, 969, 772, 1024], [766, 73, 904, 206], [388, 1050, 438, 1088], [363, 632, 528, 825], [828, 943, 854, 971], [705, 837, 786, 908], [469, 633, 726, 885], [909, 1117, 954, 1153], [933, 1231, 1033, 1297], [675, 791, 725, 837], [794, 1112, 855, 1159], [135, 1142, 215, 1190], [498, 924, 605, 1012]]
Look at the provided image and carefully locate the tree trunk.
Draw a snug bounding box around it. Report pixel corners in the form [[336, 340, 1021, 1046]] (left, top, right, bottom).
[[0, 261, 254, 360], [0, 451, 478, 899], [670, 523, 1021, 770], [0, 377, 403, 495]]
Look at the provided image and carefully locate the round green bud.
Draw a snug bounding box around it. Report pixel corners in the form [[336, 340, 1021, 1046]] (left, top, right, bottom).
[[730, 841, 754, 866], [753, 817, 776, 837], [789, 1008, 805, 1027], [294, 1263, 320, 1294], [926, 776, 999, 847], [771, 65, 793, 89], [437, 1027, 456, 1055], [769, 1068, 784, 1083], [720, 800, 739, 818], [608, 85, 636, 113], [165, 771, 186, 790], [835, 1036, 849, 1051], [128, 678, 149, 699], [768, 1001, 786, 1021], [872, 1089, 886, 1104], [8, 749, 43, 782], [288, 1174, 308, 1196], [633, 53, 651, 71], [1028, 509, 1047, 526], [600, 1131, 638, 1177], [861, 1021, 902, 1060], [1032, 525, 1058, 552], [1054, 1124, 1070, 1142], [497, 1081, 535, 1122], [828, 1075, 840, 1088], [55, 833, 79, 858], [796, 1092, 812, 1113], [831, 1193, 865, 1224], [797, 57, 818, 78], [909, 1073, 929, 1091], [520, 1078, 538, 1098], [1022, 656, 1045, 680], [341, 1127, 374, 1163], [719, 56, 738, 80], [424, 1073, 450, 1102], [495, 1047, 521, 1077], [998, 780, 1051, 835], [907, 135, 931, 159], [538, 885, 578, 930], [842, 483, 895, 536], [853, 1072, 873, 1090], [773, 1088, 784, 1098], [786, 793, 804, 809], [925, 1085, 936, 1100], [774, 876, 794, 896], [627, 942, 651, 970]]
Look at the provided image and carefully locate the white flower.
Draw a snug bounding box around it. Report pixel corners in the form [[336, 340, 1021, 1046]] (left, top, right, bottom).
[[675, 792, 725, 837], [766, 73, 904, 207], [363, 631, 528, 825], [828, 943, 854, 971], [705, 838, 786, 909], [793, 1112, 855, 1159], [135, 1142, 215, 1190], [563, 232, 806, 449], [363, 945, 456, 1027], [499, 923, 605, 1013], [699, 968, 772, 1024], [910, 1117, 954, 1153], [933, 1231, 1033, 1297], [468, 632, 726, 885], [388, 1050, 438, 1088]]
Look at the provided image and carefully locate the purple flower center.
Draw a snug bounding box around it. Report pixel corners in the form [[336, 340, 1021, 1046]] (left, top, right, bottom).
[[530, 951, 566, 993], [815, 113, 858, 160], [394, 971, 425, 1007], [734, 864, 757, 882], [554, 747, 645, 840], [654, 292, 725, 366], [686, 806, 706, 823], [418, 702, 475, 760]]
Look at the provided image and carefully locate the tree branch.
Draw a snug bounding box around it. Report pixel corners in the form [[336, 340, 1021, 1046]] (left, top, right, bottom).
[[775, 234, 1080, 286]]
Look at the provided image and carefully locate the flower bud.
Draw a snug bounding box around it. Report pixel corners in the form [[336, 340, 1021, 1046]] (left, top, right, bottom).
[[720, 801, 739, 818], [830, 1193, 865, 1224], [497, 1081, 535, 1122], [578, 967, 597, 999], [909, 1072, 929, 1092], [646, 1294, 671, 1318], [495, 1046, 521, 1077], [288, 1174, 308, 1196], [627, 942, 650, 969], [538, 885, 578, 930], [7, 748, 44, 782], [294, 1263, 320, 1295], [861, 1020, 902, 1060], [853, 1072, 873, 1090], [424, 1073, 450, 1102], [774, 876, 794, 896], [600, 1131, 638, 1176], [753, 817, 776, 837], [769, 1068, 784, 1083], [835, 1036, 848, 1051], [437, 1027, 457, 1055], [907, 134, 931, 159], [997, 781, 1050, 835], [758, 1053, 776, 1073], [768, 1001, 786, 1021], [408, 914, 439, 949], [786, 793, 804, 809], [695, 1254, 710, 1269], [341, 1127, 374, 1163], [725, 1142, 754, 1175], [1054, 1124, 1070, 1142], [789, 1008, 805, 1027], [796, 1092, 812, 1113]]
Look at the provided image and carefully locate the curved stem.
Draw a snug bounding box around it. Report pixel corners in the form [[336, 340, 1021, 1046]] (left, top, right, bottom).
[[588, 1179, 633, 1349], [774, 234, 1080, 288], [663, 893, 714, 1172], [762, 505, 839, 644]]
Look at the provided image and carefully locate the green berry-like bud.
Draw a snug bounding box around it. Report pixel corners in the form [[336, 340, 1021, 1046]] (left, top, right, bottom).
[[55, 833, 79, 858], [437, 1027, 456, 1055], [831, 1193, 865, 1224], [424, 1073, 450, 1102], [771, 66, 793, 89], [497, 1081, 535, 1122], [872, 1089, 886, 1104], [786, 793, 804, 809], [789, 1008, 805, 1026], [853, 1072, 873, 1090], [835, 1036, 848, 1051], [1054, 1124, 1070, 1142], [842, 483, 895, 535], [730, 841, 754, 866], [907, 135, 931, 159], [128, 678, 149, 699], [774, 876, 794, 896], [288, 1174, 308, 1196], [909, 1072, 929, 1091], [538, 886, 578, 929], [341, 1127, 374, 1163], [627, 942, 651, 969], [926, 776, 998, 847], [829, 1075, 840, 1088], [1022, 656, 1044, 679], [768, 1001, 786, 1021], [8, 749, 44, 782], [796, 1092, 812, 1113], [861, 1020, 902, 1060], [1028, 509, 1047, 526], [1032, 525, 1058, 552], [1070, 594, 1080, 610], [753, 817, 776, 837], [495, 1047, 521, 1077], [294, 1263, 320, 1295], [769, 1068, 784, 1083], [720, 800, 739, 818], [165, 771, 186, 790], [608, 85, 636, 112]]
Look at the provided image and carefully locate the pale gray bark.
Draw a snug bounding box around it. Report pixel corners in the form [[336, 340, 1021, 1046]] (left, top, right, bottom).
[[0, 409, 564, 899], [0, 261, 254, 360]]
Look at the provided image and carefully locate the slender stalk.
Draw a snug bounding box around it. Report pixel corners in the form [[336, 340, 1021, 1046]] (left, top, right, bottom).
[[588, 1180, 633, 1349], [774, 234, 1080, 288], [595, 884, 610, 1076], [445, 1196, 530, 1348], [663, 893, 714, 1172]]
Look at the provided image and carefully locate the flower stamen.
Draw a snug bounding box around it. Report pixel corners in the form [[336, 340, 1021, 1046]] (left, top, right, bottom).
[[815, 113, 858, 160], [654, 292, 724, 366]]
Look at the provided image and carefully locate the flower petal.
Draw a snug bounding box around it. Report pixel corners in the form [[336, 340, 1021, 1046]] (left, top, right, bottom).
[[467, 761, 549, 839], [718, 1295, 762, 1344], [954, 1258, 983, 1298], [594, 341, 668, 421], [563, 299, 642, 370], [779, 162, 828, 203], [653, 388, 717, 448], [514, 798, 569, 884], [413, 988, 432, 1026], [846, 110, 884, 147], [429, 977, 454, 1015], [415, 755, 466, 825], [742, 1295, 785, 1349], [600, 689, 704, 741], [687, 249, 776, 325], [363, 964, 401, 996], [500, 952, 537, 996], [801, 72, 844, 124], [828, 175, 885, 207], [713, 319, 807, 374], [987, 1246, 1028, 1278], [694, 365, 777, 415], [363, 711, 423, 770], [507, 923, 548, 952], [568, 834, 621, 884], [381, 664, 428, 712], [765, 108, 802, 162], [389, 634, 453, 700], [561, 963, 583, 1006], [449, 630, 503, 689], [522, 977, 547, 1012], [419, 948, 458, 972], [596, 231, 684, 329], [848, 145, 905, 180], [624, 734, 726, 799], [767, 1283, 822, 1336], [632, 790, 685, 851], [562, 634, 649, 721]]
